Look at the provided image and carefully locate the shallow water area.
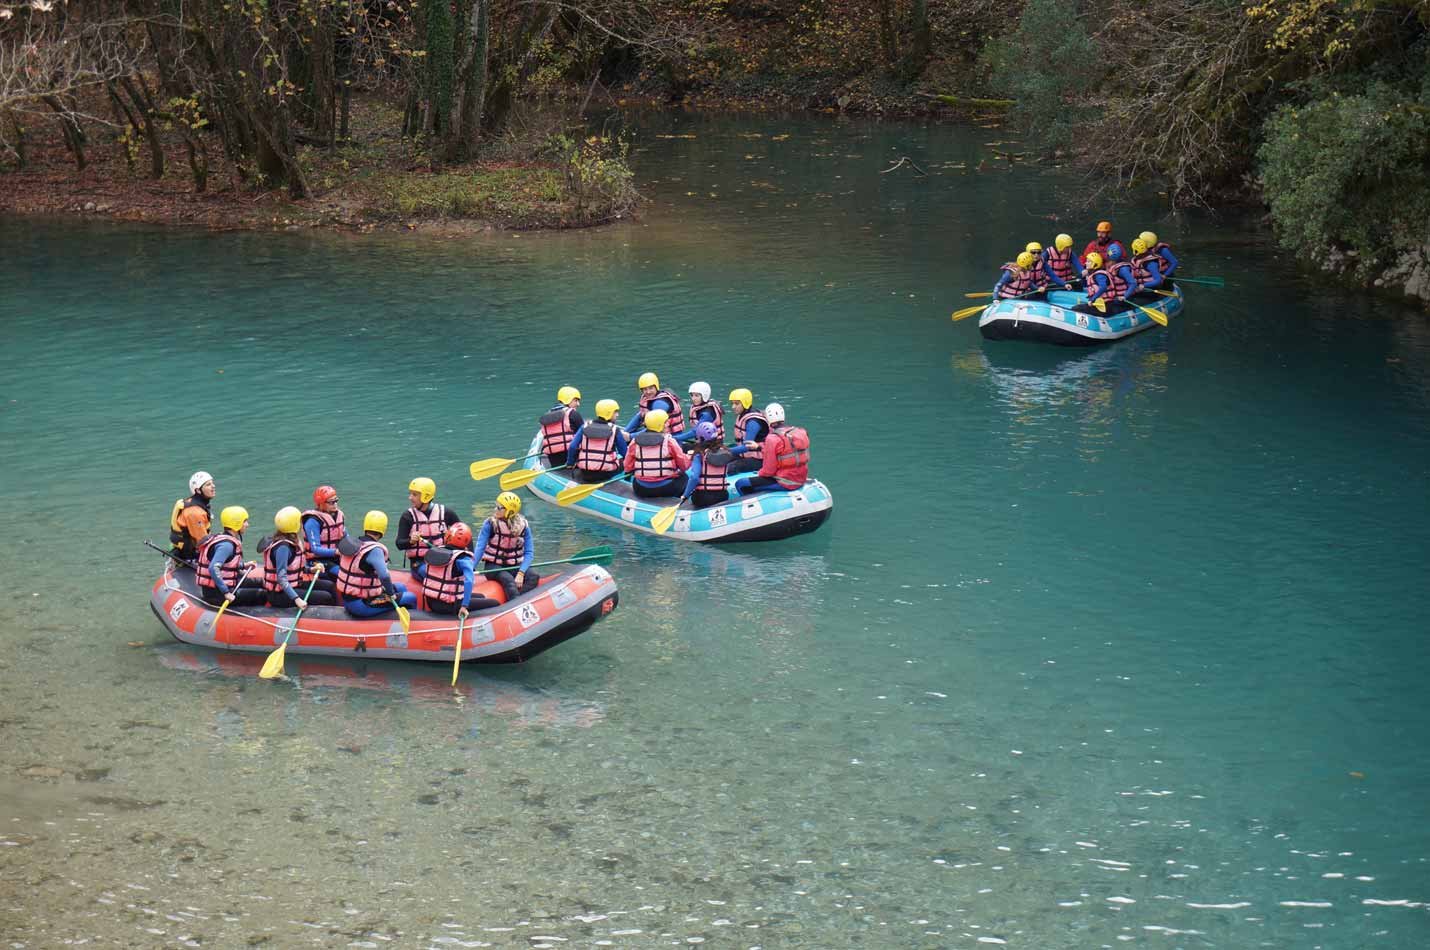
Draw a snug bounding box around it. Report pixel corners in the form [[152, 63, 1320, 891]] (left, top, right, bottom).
[[3, 110, 1430, 947]]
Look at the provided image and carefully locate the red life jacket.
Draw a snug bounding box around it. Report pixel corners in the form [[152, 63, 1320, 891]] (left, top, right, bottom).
[[1093, 263, 1133, 299], [481, 515, 526, 567], [639, 389, 685, 435], [261, 536, 311, 594], [301, 507, 346, 551], [1046, 246, 1077, 282], [538, 405, 576, 456], [630, 431, 679, 482], [1030, 258, 1050, 289], [997, 263, 1035, 299], [421, 549, 474, 604], [405, 503, 448, 564], [768, 425, 811, 489], [337, 538, 386, 601], [1153, 242, 1175, 274], [691, 401, 725, 441], [575, 421, 621, 473], [735, 409, 768, 461], [696, 448, 735, 493], [1132, 252, 1161, 284], [196, 533, 243, 590]]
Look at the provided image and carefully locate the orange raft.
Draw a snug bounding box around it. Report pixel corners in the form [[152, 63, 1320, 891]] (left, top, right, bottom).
[[149, 560, 619, 664]]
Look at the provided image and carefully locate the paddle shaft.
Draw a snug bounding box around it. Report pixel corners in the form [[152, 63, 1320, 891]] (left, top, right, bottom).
[[279, 573, 323, 645], [145, 539, 197, 570]]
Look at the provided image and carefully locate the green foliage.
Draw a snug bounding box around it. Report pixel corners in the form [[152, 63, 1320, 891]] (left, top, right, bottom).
[[562, 134, 639, 223], [363, 166, 566, 221], [1258, 79, 1430, 271], [424, 0, 455, 128], [978, 0, 1094, 147]]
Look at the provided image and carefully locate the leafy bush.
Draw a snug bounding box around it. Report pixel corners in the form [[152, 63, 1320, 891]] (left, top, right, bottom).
[[1258, 81, 1430, 272], [562, 133, 639, 223], [978, 0, 1094, 147]]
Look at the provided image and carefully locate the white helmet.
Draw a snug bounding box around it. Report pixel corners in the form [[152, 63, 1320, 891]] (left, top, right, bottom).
[[189, 470, 214, 494], [688, 381, 711, 402], [764, 403, 786, 425]]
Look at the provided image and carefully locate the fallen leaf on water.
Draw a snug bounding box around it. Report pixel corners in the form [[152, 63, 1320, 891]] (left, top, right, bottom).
[[1349, 771, 1365, 779], [127, 641, 146, 648], [771, 134, 791, 142]]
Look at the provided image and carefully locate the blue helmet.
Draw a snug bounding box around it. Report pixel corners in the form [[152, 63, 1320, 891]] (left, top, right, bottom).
[[1107, 243, 1123, 261], [695, 421, 719, 441]]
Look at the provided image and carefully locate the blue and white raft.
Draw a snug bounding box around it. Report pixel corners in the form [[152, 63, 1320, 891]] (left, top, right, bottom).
[[522, 434, 833, 543], [979, 286, 1184, 346]]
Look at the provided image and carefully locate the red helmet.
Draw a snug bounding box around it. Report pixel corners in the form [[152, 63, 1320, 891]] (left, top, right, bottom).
[[445, 522, 473, 549], [313, 485, 338, 506]]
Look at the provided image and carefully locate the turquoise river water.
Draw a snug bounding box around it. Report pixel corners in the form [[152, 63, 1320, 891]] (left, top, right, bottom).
[[2, 110, 1430, 948]]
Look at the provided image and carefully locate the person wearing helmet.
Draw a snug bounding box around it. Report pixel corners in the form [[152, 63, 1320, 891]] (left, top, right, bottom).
[[1023, 242, 1053, 290], [262, 507, 336, 608], [624, 372, 686, 437], [337, 510, 417, 618], [1081, 221, 1126, 270], [421, 522, 501, 618], [1129, 238, 1168, 294], [395, 476, 454, 574], [734, 403, 811, 496], [196, 505, 265, 607], [566, 398, 630, 483], [726, 388, 768, 474], [538, 386, 585, 469], [623, 408, 691, 498], [168, 470, 216, 562], [993, 251, 1042, 301], [1137, 230, 1179, 280], [301, 485, 348, 577], [1042, 234, 1080, 289], [475, 493, 539, 601], [681, 420, 750, 508], [1082, 247, 1139, 310], [677, 381, 724, 445]]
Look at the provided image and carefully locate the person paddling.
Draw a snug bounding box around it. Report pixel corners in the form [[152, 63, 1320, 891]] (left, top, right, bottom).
[[196, 506, 265, 607], [1137, 230, 1179, 282], [1130, 238, 1168, 295], [396, 476, 452, 574], [168, 470, 215, 562], [734, 403, 811, 496], [420, 522, 500, 618], [993, 251, 1041, 300], [301, 484, 347, 577], [624, 409, 690, 499], [262, 507, 336, 608], [538, 386, 584, 469], [336, 510, 417, 618], [1042, 234, 1080, 289], [567, 398, 629, 483], [681, 421, 749, 509], [475, 493, 539, 601]]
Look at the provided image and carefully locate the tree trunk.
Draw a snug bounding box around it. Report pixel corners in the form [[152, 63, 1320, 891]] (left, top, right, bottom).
[[445, 0, 489, 163], [899, 0, 932, 81], [877, 0, 899, 68], [42, 95, 87, 171], [3, 112, 25, 168], [424, 0, 455, 136], [105, 81, 141, 173], [120, 74, 166, 179]]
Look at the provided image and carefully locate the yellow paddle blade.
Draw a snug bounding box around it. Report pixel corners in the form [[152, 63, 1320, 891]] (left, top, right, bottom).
[[395, 603, 411, 635], [556, 481, 606, 506], [1152, 289, 1177, 297], [964, 291, 994, 298], [651, 503, 682, 535], [469, 457, 515, 481], [951, 303, 989, 322], [1092, 297, 1107, 313], [450, 619, 464, 686], [258, 642, 287, 679], [499, 467, 544, 491]]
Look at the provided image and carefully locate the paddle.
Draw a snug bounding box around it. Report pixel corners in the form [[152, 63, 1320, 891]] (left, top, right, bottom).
[[1125, 298, 1169, 327], [953, 287, 1049, 320], [499, 465, 561, 491], [469, 452, 543, 482], [557, 473, 630, 506], [474, 545, 614, 574], [145, 539, 197, 570], [651, 498, 686, 535], [951, 302, 991, 321], [213, 564, 256, 624], [1169, 275, 1223, 287], [386, 590, 412, 634], [258, 572, 324, 680], [1151, 288, 1178, 297], [451, 608, 467, 687]]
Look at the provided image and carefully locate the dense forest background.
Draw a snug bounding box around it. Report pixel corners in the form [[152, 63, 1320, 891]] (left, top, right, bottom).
[[2, 0, 1427, 293]]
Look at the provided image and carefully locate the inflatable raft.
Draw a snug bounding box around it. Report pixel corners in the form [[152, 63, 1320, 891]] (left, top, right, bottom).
[[149, 558, 618, 664], [523, 433, 832, 542], [979, 286, 1184, 345]]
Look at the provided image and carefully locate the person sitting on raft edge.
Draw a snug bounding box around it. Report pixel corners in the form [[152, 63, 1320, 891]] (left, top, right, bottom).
[[538, 386, 583, 470], [396, 476, 453, 576], [624, 372, 685, 436], [475, 492, 539, 602], [336, 510, 418, 618], [196, 505, 265, 607], [421, 521, 501, 619], [262, 506, 336, 608], [169, 470, 216, 562], [302, 484, 347, 577], [624, 408, 691, 499], [734, 403, 810, 497], [993, 251, 1043, 301], [567, 398, 629, 483], [1041, 234, 1080, 290], [682, 420, 749, 509], [726, 388, 768, 474]]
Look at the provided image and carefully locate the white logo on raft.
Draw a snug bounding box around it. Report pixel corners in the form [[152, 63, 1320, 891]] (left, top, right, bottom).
[[169, 600, 188, 621], [708, 507, 727, 527], [1076, 313, 1090, 329], [516, 604, 541, 628]]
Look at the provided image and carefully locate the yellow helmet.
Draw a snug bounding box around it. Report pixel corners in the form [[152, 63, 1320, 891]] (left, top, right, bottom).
[[363, 510, 388, 535], [1131, 238, 1149, 255], [408, 476, 436, 504], [645, 408, 669, 432], [728, 388, 753, 410], [595, 398, 620, 421], [1025, 241, 1043, 254], [220, 505, 249, 532], [1139, 230, 1158, 246], [496, 491, 521, 515], [1055, 233, 1074, 251], [557, 385, 581, 405], [1016, 251, 1035, 270], [637, 372, 660, 390], [1085, 251, 1104, 269], [274, 506, 302, 534]]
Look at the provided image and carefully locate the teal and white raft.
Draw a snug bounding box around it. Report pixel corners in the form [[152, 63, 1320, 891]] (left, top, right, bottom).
[[522, 434, 833, 543], [979, 286, 1185, 346]]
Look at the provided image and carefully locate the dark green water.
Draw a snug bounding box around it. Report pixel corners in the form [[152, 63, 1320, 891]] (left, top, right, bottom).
[[3, 110, 1429, 948]]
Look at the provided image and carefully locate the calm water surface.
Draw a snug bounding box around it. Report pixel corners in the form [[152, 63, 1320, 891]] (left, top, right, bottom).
[[2, 111, 1429, 948]]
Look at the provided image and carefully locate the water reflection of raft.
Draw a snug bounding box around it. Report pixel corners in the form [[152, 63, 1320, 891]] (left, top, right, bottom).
[[149, 558, 618, 664], [979, 286, 1185, 345], [523, 433, 832, 543]]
